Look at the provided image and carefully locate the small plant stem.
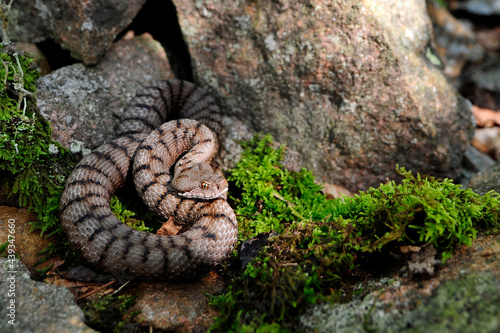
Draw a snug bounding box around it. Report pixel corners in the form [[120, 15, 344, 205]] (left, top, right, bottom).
[[1, 58, 8, 91], [272, 191, 306, 220], [76, 280, 117, 301]]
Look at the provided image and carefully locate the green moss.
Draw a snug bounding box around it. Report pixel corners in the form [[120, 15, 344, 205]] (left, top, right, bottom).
[[403, 271, 500, 333], [110, 196, 154, 232], [83, 294, 141, 333], [0, 240, 8, 255], [211, 134, 500, 332], [0, 45, 74, 236], [228, 134, 325, 241]]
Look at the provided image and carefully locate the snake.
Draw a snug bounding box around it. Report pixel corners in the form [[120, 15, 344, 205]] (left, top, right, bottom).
[[59, 79, 238, 281]]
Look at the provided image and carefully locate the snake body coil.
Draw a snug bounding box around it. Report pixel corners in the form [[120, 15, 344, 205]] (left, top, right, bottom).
[[60, 80, 238, 280]]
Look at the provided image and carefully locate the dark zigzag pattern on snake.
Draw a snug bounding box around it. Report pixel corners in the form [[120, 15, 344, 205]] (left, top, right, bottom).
[[59, 79, 238, 281]]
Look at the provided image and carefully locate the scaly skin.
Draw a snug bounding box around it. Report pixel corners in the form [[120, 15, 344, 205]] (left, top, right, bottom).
[[59, 80, 238, 281]]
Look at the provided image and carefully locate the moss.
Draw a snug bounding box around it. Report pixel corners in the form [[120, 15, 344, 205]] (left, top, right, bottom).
[[109, 196, 153, 232], [403, 271, 500, 333], [0, 44, 75, 236], [211, 134, 500, 332], [300, 270, 499, 332], [228, 134, 325, 241], [83, 294, 141, 333]]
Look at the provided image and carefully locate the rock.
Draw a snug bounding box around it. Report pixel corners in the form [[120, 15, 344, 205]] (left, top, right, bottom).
[[0, 258, 96, 332], [322, 182, 354, 199], [37, 32, 174, 150], [299, 234, 500, 332], [1, 0, 147, 65], [406, 243, 440, 277], [173, 0, 473, 192], [0, 206, 59, 277], [240, 232, 278, 269], [459, 58, 500, 110], [426, 0, 485, 78], [475, 27, 500, 52], [220, 116, 255, 170], [127, 272, 227, 332], [468, 160, 500, 195], [15, 42, 51, 75], [449, 0, 500, 16], [462, 145, 495, 173]]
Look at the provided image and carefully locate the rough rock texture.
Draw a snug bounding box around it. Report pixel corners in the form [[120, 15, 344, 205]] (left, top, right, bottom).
[[469, 160, 500, 195], [449, 0, 500, 16], [460, 59, 500, 111], [299, 234, 500, 332], [127, 272, 227, 332], [37, 33, 174, 150], [1, 0, 147, 64], [426, 0, 485, 78], [173, 0, 474, 192], [0, 258, 96, 332], [0, 207, 59, 276]]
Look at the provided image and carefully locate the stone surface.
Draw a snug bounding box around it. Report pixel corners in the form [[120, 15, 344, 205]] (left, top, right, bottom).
[[427, 0, 485, 78], [0, 258, 96, 332], [460, 58, 500, 111], [0, 206, 59, 276], [299, 234, 500, 332], [127, 272, 227, 332], [37, 32, 174, 150], [173, 0, 474, 192], [1, 0, 147, 65], [469, 160, 500, 195], [450, 0, 500, 15], [462, 145, 495, 173], [15, 42, 51, 75]]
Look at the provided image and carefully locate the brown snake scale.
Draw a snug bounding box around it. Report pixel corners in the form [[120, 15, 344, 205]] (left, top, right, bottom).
[[60, 79, 238, 280]]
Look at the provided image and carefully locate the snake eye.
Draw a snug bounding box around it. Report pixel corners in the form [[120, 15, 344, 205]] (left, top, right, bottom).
[[201, 181, 209, 190]]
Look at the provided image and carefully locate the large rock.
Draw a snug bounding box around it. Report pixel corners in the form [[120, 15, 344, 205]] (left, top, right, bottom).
[[0, 258, 95, 332], [1, 0, 146, 65], [37, 33, 174, 150], [299, 234, 500, 332], [0, 207, 59, 276], [173, 0, 474, 191], [127, 272, 227, 331]]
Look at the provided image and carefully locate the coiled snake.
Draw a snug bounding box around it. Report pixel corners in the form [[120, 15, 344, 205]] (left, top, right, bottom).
[[59, 79, 238, 281]]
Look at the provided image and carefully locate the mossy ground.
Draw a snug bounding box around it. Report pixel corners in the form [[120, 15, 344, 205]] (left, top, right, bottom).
[[209, 134, 500, 332], [1, 44, 498, 333], [0, 44, 157, 266], [0, 44, 74, 236], [300, 267, 500, 333], [83, 294, 141, 333], [404, 271, 500, 333]]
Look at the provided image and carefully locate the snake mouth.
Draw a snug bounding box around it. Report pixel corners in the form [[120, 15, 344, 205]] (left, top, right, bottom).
[[177, 187, 228, 200]]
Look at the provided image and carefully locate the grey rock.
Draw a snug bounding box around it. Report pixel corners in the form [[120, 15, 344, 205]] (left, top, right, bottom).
[[451, 0, 500, 16], [300, 271, 500, 333], [468, 161, 500, 195], [37, 33, 174, 150], [128, 275, 227, 332], [0, 0, 147, 64], [0, 258, 95, 332], [462, 145, 495, 173], [299, 234, 500, 333], [240, 232, 278, 269], [427, 0, 486, 78], [173, 0, 474, 192]]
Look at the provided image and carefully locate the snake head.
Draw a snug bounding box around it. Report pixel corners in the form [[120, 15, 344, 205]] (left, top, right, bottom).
[[171, 162, 228, 200]]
